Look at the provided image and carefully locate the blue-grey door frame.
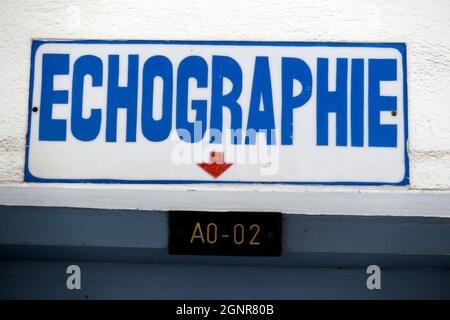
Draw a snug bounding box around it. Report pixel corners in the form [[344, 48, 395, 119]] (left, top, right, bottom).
[[1, 206, 449, 299]]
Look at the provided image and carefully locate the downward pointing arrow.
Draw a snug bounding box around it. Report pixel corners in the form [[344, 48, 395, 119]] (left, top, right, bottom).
[[197, 151, 233, 178]]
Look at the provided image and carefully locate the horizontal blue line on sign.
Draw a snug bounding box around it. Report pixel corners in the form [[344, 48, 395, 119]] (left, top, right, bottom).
[[31, 39, 406, 46]]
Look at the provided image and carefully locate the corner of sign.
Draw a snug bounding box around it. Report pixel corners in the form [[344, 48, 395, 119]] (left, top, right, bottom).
[[23, 164, 37, 183], [390, 42, 407, 59], [23, 158, 42, 183], [398, 177, 410, 186], [31, 39, 47, 55], [397, 169, 410, 186]]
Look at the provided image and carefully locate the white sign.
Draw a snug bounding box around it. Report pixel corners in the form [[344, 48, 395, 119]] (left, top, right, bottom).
[[26, 40, 408, 185]]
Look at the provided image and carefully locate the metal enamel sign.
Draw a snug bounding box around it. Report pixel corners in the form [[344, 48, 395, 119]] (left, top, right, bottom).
[[25, 40, 408, 185]]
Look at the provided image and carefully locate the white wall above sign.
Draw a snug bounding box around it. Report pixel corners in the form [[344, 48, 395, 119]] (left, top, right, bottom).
[[25, 40, 408, 185]]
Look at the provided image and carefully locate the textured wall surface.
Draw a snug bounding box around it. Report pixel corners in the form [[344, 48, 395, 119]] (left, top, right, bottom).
[[0, 0, 449, 189]]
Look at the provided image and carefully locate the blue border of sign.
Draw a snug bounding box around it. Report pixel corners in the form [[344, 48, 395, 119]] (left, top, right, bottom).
[[24, 40, 409, 186]]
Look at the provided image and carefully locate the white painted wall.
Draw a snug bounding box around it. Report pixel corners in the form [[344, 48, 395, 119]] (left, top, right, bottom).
[[1, 0, 449, 190]]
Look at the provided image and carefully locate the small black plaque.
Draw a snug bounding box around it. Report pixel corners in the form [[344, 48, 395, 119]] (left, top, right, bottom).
[[169, 211, 282, 256]]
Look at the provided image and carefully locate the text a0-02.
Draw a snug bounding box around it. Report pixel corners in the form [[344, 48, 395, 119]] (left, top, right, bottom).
[[169, 211, 282, 256]]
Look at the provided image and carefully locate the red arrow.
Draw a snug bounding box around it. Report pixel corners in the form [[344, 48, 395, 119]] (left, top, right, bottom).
[[197, 151, 233, 178]]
